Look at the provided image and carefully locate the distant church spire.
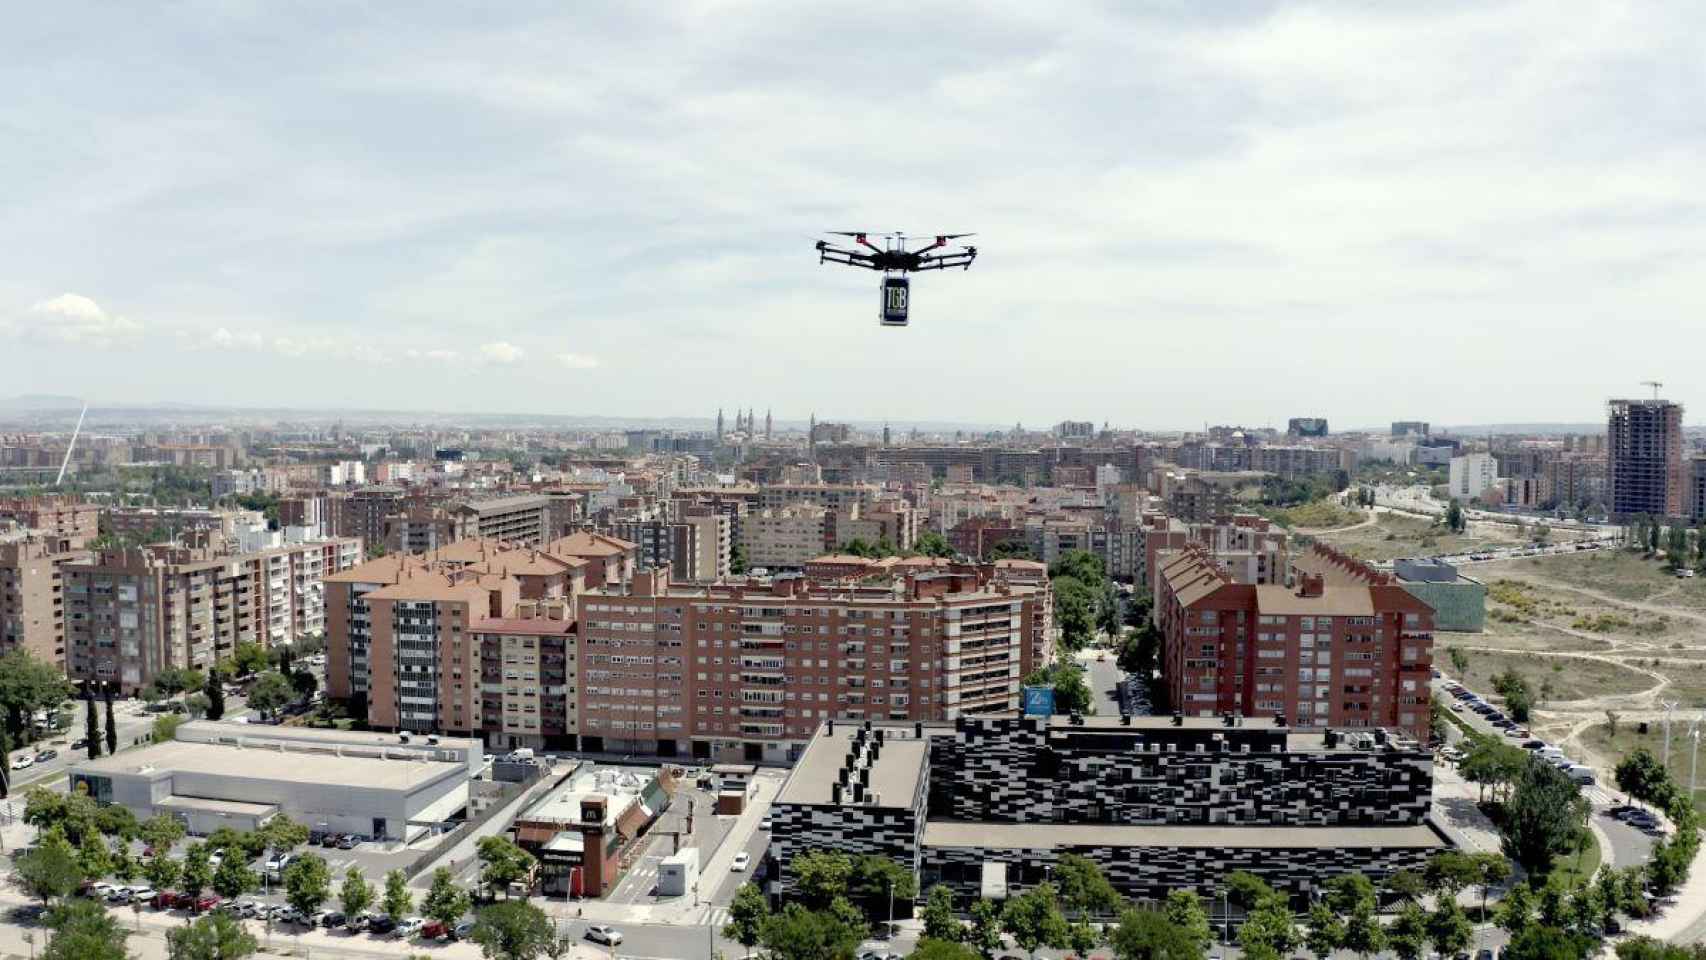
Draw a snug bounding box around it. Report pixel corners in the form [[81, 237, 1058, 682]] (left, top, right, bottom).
[[765, 408, 772, 439], [717, 408, 724, 439]]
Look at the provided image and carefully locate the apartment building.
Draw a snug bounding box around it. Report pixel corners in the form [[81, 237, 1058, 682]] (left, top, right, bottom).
[[756, 483, 879, 515], [1154, 547, 1434, 742], [545, 532, 636, 588], [64, 536, 359, 692], [1447, 453, 1500, 501], [383, 502, 464, 555], [342, 486, 412, 551], [104, 506, 262, 543], [0, 496, 100, 546], [1608, 398, 1685, 519], [453, 495, 551, 545], [610, 514, 731, 582], [0, 537, 92, 667], [741, 506, 830, 570]]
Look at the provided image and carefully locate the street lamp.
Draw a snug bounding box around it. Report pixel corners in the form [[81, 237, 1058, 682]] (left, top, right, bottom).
[[887, 878, 895, 942], [1662, 701, 1679, 768]]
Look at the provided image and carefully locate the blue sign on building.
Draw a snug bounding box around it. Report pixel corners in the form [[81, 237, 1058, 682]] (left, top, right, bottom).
[[1022, 685, 1055, 716]]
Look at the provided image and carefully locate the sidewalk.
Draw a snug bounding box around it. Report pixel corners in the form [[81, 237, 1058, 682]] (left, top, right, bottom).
[[1624, 838, 1706, 942]]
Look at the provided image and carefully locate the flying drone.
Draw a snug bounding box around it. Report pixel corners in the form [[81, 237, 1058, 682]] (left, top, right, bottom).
[[813, 231, 977, 326]]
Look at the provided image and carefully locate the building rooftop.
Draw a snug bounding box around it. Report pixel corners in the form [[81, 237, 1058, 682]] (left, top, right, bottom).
[[517, 764, 658, 827], [71, 737, 466, 792], [922, 821, 1446, 850], [776, 722, 932, 809], [1254, 584, 1374, 617]]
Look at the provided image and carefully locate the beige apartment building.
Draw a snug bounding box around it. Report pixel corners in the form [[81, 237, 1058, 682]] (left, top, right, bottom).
[[65, 535, 360, 692], [0, 496, 100, 547], [740, 505, 829, 570], [0, 537, 92, 668]]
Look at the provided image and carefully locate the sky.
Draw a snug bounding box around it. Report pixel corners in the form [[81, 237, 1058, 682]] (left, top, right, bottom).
[[3, 2, 1704, 430]]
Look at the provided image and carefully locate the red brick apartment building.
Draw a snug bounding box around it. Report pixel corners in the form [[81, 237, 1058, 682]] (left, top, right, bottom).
[[0, 496, 100, 547], [1154, 546, 1434, 742], [325, 542, 1052, 762]]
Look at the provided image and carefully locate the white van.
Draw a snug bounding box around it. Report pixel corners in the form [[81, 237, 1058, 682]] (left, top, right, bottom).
[[1566, 765, 1596, 786], [509, 747, 535, 761]]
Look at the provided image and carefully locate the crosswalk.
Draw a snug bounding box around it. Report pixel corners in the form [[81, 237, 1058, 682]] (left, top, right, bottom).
[[699, 906, 730, 928]]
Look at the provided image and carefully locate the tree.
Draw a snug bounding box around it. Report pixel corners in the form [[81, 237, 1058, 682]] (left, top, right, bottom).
[[83, 685, 102, 760], [1502, 758, 1590, 874], [382, 868, 413, 921], [212, 854, 256, 900], [246, 671, 294, 720], [1067, 916, 1101, 958], [102, 686, 117, 756], [470, 900, 557, 960], [77, 831, 112, 880], [340, 866, 375, 919], [1000, 882, 1070, 958], [1472, 852, 1513, 917], [724, 882, 770, 957], [166, 909, 258, 960], [1504, 924, 1593, 960], [110, 840, 138, 882], [1446, 499, 1465, 534], [261, 815, 309, 855], [1424, 850, 1480, 896], [848, 852, 917, 917], [42, 898, 129, 960], [18, 829, 83, 905], [1023, 660, 1093, 715], [422, 867, 471, 927], [1388, 902, 1429, 960], [731, 542, 748, 575], [968, 898, 1005, 959], [1606, 710, 1620, 738], [1224, 870, 1277, 910], [230, 642, 270, 677], [152, 713, 184, 744], [144, 854, 181, 893], [791, 849, 853, 908], [1055, 853, 1121, 917], [1340, 902, 1387, 960], [915, 531, 955, 558], [0, 648, 73, 744], [290, 668, 318, 703], [1304, 902, 1344, 960], [183, 692, 211, 719], [912, 939, 983, 960], [1324, 873, 1376, 914], [476, 835, 536, 899], [1108, 906, 1204, 960], [1427, 899, 1473, 960], [141, 813, 186, 855], [179, 844, 213, 903], [204, 668, 225, 721], [758, 900, 867, 960], [1384, 869, 1426, 904], [1448, 646, 1469, 674], [1164, 890, 1214, 955], [282, 853, 331, 917], [1615, 748, 1674, 808], [921, 884, 962, 943]]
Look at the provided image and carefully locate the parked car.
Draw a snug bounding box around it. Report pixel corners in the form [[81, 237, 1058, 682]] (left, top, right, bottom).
[[731, 852, 751, 871], [83, 881, 118, 898], [586, 925, 624, 946], [35, 749, 57, 762], [368, 915, 396, 935], [264, 852, 293, 878], [395, 917, 426, 938], [320, 832, 341, 848], [125, 886, 156, 904], [423, 920, 449, 941], [759, 818, 772, 831], [206, 850, 225, 867], [105, 886, 134, 903], [452, 919, 476, 940], [70, 738, 88, 749], [308, 831, 326, 846], [151, 891, 180, 910], [12, 754, 33, 769], [322, 911, 346, 928], [194, 895, 221, 912]]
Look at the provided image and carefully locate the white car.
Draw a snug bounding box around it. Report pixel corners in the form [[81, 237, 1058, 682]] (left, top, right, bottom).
[[12, 754, 33, 769], [585, 925, 624, 946], [395, 917, 426, 938], [264, 852, 292, 878], [206, 850, 224, 867], [731, 852, 751, 871], [126, 886, 156, 903]]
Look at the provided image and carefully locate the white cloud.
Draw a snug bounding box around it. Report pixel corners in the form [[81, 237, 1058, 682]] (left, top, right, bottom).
[[10, 294, 143, 347], [556, 353, 599, 370], [479, 340, 524, 364], [209, 327, 266, 350], [404, 348, 461, 365]]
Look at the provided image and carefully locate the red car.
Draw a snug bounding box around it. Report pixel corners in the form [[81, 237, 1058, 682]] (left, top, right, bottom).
[[194, 895, 221, 912], [422, 920, 448, 941], [152, 890, 179, 909]]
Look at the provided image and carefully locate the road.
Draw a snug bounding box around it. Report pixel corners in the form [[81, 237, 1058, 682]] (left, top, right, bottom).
[[8, 697, 181, 792], [1080, 649, 1125, 717]]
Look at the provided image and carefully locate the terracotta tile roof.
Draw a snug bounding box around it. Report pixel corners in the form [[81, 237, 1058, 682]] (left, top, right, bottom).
[[546, 531, 636, 558]]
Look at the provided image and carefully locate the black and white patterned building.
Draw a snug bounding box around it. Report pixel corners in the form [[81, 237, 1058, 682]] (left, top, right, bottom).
[[769, 714, 1446, 907]]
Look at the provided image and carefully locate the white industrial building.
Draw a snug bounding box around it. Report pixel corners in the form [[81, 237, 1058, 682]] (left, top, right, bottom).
[[68, 722, 480, 841]]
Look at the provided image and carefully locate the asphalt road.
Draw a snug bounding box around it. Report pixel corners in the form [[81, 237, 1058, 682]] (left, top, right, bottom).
[[1081, 650, 1125, 716], [9, 698, 182, 792]]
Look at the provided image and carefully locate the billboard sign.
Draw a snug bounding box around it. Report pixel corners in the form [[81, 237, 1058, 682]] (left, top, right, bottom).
[[1022, 685, 1055, 716]]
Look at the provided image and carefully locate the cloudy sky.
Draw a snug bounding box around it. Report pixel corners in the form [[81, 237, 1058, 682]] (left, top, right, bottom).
[[3, 2, 1703, 429]]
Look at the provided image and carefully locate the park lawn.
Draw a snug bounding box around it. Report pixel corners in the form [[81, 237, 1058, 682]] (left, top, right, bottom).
[[1548, 824, 1603, 891], [1269, 499, 1366, 530], [1451, 648, 1652, 703], [1495, 550, 1706, 610], [1578, 721, 1706, 810], [1314, 513, 1524, 562]]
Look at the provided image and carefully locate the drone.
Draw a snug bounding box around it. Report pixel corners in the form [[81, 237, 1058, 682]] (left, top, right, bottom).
[[814, 231, 977, 326]]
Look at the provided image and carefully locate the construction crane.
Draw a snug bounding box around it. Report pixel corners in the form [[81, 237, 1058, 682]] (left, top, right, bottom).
[[1643, 380, 1663, 400]]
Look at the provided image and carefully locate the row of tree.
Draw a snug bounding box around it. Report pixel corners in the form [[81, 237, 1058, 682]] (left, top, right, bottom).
[[1050, 549, 1117, 652], [1625, 514, 1706, 571], [1613, 747, 1703, 897], [837, 531, 957, 560]]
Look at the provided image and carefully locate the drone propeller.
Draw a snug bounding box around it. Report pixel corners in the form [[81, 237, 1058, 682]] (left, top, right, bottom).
[[935, 233, 976, 240], [824, 231, 873, 237]]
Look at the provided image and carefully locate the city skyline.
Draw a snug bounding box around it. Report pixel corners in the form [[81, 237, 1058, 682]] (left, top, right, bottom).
[[5, 4, 1706, 424]]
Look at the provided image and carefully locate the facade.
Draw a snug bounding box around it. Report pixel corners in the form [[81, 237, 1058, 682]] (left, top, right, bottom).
[[1155, 547, 1434, 742], [740, 506, 829, 570], [0, 496, 99, 546], [65, 536, 360, 693], [453, 495, 551, 545], [1286, 418, 1329, 438], [1447, 453, 1500, 501], [68, 721, 479, 840], [1607, 399, 1684, 519], [0, 538, 92, 668], [1391, 421, 1430, 438], [1392, 558, 1486, 633], [770, 716, 1442, 910], [342, 486, 412, 551]]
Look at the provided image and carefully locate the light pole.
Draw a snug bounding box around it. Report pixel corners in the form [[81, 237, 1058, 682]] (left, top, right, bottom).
[[1690, 715, 1703, 799], [1662, 701, 1679, 768], [887, 878, 894, 942]]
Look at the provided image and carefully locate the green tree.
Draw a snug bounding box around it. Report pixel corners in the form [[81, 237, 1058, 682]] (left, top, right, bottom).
[[143, 854, 181, 893], [17, 829, 83, 905], [290, 668, 318, 703], [1108, 906, 1204, 960], [1239, 900, 1300, 960], [1224, 870, 1277, 910], [1324, 873, 1376, 914], [915, 531, 955, 558], [42, 898, 129, 960], [1384, 869, 1426, 904], [1448, 646, 1469, 674], [470, 900, 556, 960], [246, 671, 294, 720], [102, 687, 117, 755], [1446, 499, 1465, 534], [921, 884, 962, 943], [848, 852, 917, 917], [422, 866, 471, 926], [1023, 659, 1093, 715], [791, 849, 853, 908], [183, 692, 211, 719], [1502, 758, 1590, 874], [1066, 916, 1101, 958], [77, 830, 113, 879], [1055, 853, 1121, 916], [1472, 852, 1513, 917], [152, 713, 184, 744], [1504, 924, 1593, 960], [84, 686, 102, 760], [261, 815, 310, 855], [758, 900, 866, 960], [1424, 850, 1481, 896], [968, 898, 1005, 958], [204, 668, 225, 721], [165, 909, 258, 960], [1164, 889, 1214, 955], [476, 835, 537, 899], [179, 844, 213, 904], [282, 853, 331, 917], [1615, 748, 1674, 808], [109, 840, 138, 882], [382, 868, 413, 921], [1304, 902, 1343, 960], [212, 854, 256, 900], [340, 866, 375, 919], [1000, 882, 1070, 958], [0, 648, 73, 744], [912, 938, 983, 960], [723, 882, 770, 957], [1387, 902, 1429, 960], [1427, 899, 1473, 959], [230, 642, 270, 677], [1340, 902, 1387, 960]]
